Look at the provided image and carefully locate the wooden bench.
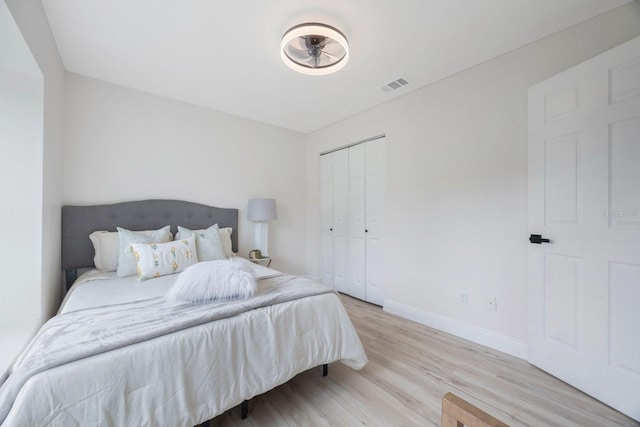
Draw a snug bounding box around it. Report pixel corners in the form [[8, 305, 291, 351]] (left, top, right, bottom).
[[441, 392, 509, 427]]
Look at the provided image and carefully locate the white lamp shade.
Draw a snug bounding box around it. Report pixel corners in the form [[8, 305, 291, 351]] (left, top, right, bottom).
[[247, 198, 277, 222]]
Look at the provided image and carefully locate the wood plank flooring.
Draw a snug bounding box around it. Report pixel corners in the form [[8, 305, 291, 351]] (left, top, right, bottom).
[[209, 295, 638, 426]]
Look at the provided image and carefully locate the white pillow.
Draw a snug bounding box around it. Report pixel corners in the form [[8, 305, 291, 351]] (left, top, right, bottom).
[[166, 260, 256, 303], [131, 236, 198, 281], [116, 226, 172, 277], [89, 228, 174, 272], [176, 226, 234, 257], [89, 231, 120, 271], [218, 227, 234, 257], [178, 225, 226, 261]]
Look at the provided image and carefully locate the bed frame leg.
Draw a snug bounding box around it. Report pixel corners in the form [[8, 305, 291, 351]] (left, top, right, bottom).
[[241, 400, 248, 419], [323, 363, 328, 377]]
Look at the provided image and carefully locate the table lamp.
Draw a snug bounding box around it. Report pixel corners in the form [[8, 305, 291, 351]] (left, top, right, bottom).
[[247, 198, 277, 257]]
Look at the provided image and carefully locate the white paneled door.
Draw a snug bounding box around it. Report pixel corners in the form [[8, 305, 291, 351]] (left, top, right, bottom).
[[528, 36, 640, 421], [348, 143, 366, 300], [320, 149, 349, 290], [364, 138, 385, 306], [332, 149, 349, 292], [320, 137, 385, 305], [319, 153, 334, 287]]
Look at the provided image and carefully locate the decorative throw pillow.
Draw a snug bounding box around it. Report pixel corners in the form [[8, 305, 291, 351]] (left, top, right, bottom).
[[90, 228, 173, 271], [178, 225, 226, 261], [116, 226, 172, 277], [166, 259, 256, 303], [131, 236, 198, 281], [176, 226, 234, 257]]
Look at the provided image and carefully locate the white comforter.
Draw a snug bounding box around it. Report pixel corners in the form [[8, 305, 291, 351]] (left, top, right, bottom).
[[1, 259, 367, 426]]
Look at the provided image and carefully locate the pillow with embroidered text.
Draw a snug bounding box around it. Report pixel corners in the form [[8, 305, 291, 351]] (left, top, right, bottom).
[[91, 228, 173, 272], [131, 236, 198, 281], [116, 226, 172, 277]]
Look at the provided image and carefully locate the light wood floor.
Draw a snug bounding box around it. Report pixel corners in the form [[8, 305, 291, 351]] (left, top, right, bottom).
[[210, 295, 638, 426]]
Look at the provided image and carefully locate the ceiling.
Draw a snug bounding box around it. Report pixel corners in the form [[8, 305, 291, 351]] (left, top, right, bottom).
[[41, 0, 632, 134], [1, 1, 40, 75]]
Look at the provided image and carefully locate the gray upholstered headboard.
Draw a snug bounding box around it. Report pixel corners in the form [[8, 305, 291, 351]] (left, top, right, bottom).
[[62, 200, 238, 287]]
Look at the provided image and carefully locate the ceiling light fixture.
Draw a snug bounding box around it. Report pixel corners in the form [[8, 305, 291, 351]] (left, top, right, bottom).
[[280, 23, 349, 76]]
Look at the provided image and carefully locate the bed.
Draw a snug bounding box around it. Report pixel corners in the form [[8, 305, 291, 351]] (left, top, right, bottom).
[[0, 199, 367, 426]]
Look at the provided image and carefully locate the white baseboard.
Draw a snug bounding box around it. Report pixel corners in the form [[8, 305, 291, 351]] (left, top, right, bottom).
[[383, 299, 528, 359]]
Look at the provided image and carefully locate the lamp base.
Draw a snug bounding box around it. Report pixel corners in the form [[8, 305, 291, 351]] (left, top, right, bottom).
[[253, 222, 270, 257]]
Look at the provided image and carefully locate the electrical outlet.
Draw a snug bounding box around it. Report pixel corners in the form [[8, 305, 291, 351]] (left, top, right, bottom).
[[486, 297, 497, 311], [459, 291, 468, 306]]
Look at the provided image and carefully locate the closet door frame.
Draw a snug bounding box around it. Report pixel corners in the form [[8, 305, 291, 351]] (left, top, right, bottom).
[[319, 134, 386, 303]]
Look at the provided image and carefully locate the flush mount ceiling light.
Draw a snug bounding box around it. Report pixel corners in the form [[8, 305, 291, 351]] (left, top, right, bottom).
[[280, 23, 349, 76]]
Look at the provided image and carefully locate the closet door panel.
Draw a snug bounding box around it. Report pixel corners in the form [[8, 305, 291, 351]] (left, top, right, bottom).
[[319, 153, 334, 286], [332, 149, 349, 293], [348, 144, 366, 300], [365, 138, 385, 305]]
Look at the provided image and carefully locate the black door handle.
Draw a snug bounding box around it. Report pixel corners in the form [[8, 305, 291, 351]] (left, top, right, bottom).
[[529, 234, 550, 244]]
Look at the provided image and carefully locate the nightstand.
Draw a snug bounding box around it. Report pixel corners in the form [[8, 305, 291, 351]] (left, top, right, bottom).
[[249, 257, 272, 268]]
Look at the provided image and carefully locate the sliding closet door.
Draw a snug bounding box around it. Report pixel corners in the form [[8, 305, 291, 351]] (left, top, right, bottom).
[[319, 137, 385, 304], [348, 143, 366, 300], [319, 154, 334, 286], [320, 149, 349, 291], [365, 138, 385, 306], [331, 149, 349, 293]]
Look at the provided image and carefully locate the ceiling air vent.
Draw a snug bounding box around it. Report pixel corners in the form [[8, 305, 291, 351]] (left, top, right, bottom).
[[382, 77, 409, 92]]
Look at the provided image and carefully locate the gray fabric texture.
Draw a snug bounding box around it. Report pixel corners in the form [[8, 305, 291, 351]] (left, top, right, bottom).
[[62, 200, 239, 270]]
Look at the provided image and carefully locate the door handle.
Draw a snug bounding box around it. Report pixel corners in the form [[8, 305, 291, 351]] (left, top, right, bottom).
[[529, 234, 550, 244]]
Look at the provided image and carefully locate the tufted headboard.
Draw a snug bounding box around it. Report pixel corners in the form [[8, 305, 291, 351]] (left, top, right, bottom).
[[62, 199, 238, 288]]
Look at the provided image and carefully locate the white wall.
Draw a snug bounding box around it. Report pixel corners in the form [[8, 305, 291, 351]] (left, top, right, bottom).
[[5, 0, 65, 321], [305, 3, 640, 357], [63, 74, 307, 274], [0, 66, 43, 324]]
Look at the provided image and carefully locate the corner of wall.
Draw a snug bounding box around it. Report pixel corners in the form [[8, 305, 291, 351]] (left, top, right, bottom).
[[7, 0, 66, 320]]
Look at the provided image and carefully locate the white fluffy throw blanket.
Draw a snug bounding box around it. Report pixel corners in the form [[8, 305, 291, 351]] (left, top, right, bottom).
[[167, 260, 257, 303]]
